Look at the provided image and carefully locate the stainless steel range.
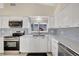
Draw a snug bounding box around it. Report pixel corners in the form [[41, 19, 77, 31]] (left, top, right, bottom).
[[4, 36, 20, 51]]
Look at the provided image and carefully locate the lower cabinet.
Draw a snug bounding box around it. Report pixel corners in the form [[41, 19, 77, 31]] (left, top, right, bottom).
[[20, 35, 48, 53], [0, 37, 4, 53], [51, 38, 58, 56], [20, 35, 30, 52], [28, 36, 48, 52]]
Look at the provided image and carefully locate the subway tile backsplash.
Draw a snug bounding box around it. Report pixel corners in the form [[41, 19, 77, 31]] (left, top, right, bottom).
[[55, 27, 79, 42], [48, 28, 58, 35], [1, 27, 79, 43], [0, 28, 28, 37], [0, 28, 57, 36]]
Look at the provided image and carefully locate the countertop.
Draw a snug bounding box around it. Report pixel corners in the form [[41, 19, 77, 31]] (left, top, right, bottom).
[[54, 35, 79, 54]]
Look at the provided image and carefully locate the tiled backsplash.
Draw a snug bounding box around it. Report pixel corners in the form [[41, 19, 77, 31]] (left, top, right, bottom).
[[56, 27, 79, 42], [1, 27, 79, 42], [0, 28, 56, 36], [48, 28, 58, 35], [0, 28, 28, 37]]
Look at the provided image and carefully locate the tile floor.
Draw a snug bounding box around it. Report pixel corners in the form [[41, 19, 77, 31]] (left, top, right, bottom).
[[0, 51, 52, 56]]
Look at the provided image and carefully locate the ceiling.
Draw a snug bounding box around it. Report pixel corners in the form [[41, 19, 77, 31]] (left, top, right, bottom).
[[0, 3, 70, 16]]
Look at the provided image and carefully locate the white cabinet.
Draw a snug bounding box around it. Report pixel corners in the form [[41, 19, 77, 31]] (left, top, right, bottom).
[[20, 35, 48, 53], [0, 17, 2, 28], [51, 39, 58, 56], [54, 4, 70, 28], [48, 16, 55, 28], [49, 35, 58, 56], [0, 37, 4, 53], [28, 35, 48, 52], [40, 35, 48, 52], [69, 4, 79, 27], [2, 17, 10, 28], [20, 35, 30, 52], [54, 5, 72, 28], [54, 4, 79, 28], [55, 13, 71, 28], [23, 17, 29, 28], [28, 36, 41, 52]]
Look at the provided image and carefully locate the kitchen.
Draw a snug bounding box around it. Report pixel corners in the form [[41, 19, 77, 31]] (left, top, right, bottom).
[[0, 3, 79, 56]]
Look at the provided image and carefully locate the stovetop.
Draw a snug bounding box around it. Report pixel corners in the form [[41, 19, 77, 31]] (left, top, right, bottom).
[[4, 36, 20, 41], [4, 36, 19, 38]]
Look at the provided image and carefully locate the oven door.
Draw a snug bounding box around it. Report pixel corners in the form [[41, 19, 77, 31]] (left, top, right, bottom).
[[4, 41, 19, 50]]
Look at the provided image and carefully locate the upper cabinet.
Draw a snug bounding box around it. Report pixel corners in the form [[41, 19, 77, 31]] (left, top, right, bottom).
[[22, 17, 29, 28], [54, 4, 79, 28], [48, 16, 55, 28], [2, 16, 10, 28], [69, 4, 79, 27], [0, 17, 2, 28]]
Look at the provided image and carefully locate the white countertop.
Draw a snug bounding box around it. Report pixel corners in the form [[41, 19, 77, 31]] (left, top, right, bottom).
[[54, 35, 79, 54]]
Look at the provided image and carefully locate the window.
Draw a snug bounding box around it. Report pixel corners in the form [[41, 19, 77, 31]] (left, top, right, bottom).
[[31, 23, 47, 32]]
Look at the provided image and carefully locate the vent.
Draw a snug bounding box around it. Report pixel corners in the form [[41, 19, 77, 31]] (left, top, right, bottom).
[[10, 3, 16, 6]]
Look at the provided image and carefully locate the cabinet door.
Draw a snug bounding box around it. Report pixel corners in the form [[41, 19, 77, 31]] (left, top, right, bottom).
[[51, 38, 58, 56], [69, 4, 79, 27], [20, 36, 30, 52], [2, 17, 9, 28], [55, 11, 69, 28], [28, 36, 41, 52], [20, 35, 48, 53], [55, 12, 63, 28], [39, 36, 48, 52], [20, 35, 40, 52], [48, 17, 55, 28], [55, 4, 79, 28], [29, 36, 48, 52], [54, 4, 73, 28], [0, 17, 2, 28], [23, 17, 29, 28]]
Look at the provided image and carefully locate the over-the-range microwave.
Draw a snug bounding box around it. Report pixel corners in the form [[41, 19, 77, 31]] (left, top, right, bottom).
[[9, 20, 23, 28]]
